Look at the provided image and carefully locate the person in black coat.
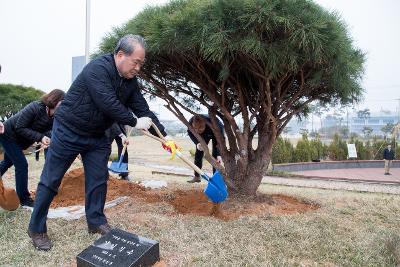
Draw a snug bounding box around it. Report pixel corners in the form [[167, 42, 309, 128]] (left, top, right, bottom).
[[187, 114, 224, 183], [28, 34, 176, 251], [0, 89, 65, 207], [383, 144, 395, 175]]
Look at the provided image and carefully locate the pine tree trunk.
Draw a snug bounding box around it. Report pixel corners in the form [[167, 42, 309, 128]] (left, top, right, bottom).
[[224, 138, 274, 196]]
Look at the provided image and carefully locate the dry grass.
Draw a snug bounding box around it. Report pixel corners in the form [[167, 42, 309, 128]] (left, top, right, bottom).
[[1, 136, 400, 266], [384, 232, 400, 266]]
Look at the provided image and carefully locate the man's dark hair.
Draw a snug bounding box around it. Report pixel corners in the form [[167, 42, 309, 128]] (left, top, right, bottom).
[[192, 114, 206, 134]]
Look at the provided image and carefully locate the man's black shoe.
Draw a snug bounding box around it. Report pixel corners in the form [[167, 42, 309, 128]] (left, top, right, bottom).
[[88, 223, 112, 235], [119, 174, 130, 181], [21, 197, 35, 207], [28, 229, 52, 251]]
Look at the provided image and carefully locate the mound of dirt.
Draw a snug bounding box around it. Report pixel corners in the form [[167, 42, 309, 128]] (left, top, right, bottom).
[[51, 168, 157, 208], [50, 168, 319, 221]]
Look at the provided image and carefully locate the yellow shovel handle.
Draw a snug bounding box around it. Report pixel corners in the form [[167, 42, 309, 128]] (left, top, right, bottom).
[[141, 124, 205, 176]]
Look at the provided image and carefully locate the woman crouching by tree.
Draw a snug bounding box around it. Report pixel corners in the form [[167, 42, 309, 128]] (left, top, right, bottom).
[[0, 89, 65, 207]]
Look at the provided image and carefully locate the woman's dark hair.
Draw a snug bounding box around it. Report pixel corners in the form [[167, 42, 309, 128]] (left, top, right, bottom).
[[192, 114, 206, 133], [41, 89, 65, 108]]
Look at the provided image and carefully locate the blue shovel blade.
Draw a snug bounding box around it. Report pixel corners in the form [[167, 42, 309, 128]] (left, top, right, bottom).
[[202, 171, 228, 203], [108, 161, 129, 174]]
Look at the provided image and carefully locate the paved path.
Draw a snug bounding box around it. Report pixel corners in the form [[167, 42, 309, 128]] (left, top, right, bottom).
[[291, 168, 399, 184], [264, 168, 400, 194], [262, 175, 400, 195]]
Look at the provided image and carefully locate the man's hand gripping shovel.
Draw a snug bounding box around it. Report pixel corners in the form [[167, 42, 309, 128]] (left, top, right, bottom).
[[141, 122, 228, 203]]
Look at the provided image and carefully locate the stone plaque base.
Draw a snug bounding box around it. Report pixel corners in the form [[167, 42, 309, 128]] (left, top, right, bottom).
[[77, 228, 159, 267]]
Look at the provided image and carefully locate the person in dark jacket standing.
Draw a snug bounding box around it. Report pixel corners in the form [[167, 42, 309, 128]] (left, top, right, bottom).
[[187, 114, 224, 183], [0, 89, 65, 207], [28, 34, 176, 251], [383, 144, 395, 175], [106, 123, 130, 180]]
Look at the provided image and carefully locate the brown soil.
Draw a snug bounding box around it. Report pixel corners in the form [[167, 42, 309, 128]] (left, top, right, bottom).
[[51, 168, 158, 208], [50, 168, 319, 221]]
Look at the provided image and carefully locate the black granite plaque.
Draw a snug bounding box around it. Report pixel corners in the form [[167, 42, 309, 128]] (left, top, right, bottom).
[[77, 228, 159, 267]]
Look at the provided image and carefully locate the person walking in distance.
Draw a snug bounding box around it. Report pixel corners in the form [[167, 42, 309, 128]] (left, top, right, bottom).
[[383, 144, 395, 175]]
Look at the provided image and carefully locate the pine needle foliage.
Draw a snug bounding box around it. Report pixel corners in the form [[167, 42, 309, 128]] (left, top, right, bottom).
[[97, 0, 365, 195]]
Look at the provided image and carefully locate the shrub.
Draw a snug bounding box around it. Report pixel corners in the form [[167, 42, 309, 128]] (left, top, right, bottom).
[[372, 140, 387, 160], [293, 134, 312, 162], [310, 135, 327, 160], [272, 137, 294, 164], [0, 83, 44, 118], [327, 134, 347, 160]]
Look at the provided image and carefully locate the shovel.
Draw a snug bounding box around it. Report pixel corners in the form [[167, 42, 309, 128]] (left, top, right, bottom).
[[108, 127, 133, 175], [24, 146, 45, 156], [141, 123, 228, 203], [0, 176, 20, 211]]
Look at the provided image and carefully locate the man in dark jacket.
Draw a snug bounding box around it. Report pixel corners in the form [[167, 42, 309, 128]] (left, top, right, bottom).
[[187, 114, 224, 183], [28, 34, 174, 251], [383, 144, 395, 175]]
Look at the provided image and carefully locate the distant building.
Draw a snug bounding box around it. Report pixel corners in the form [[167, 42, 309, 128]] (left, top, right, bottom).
[[284, 118, 308, 136], [322, 111, 399, 135], [72, 56, 85, 82]]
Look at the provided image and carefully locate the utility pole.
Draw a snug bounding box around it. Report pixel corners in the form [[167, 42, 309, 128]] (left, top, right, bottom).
[[85, 0, 91, 65], [311, 113, 314, 133], [397, 98, 400, 124]]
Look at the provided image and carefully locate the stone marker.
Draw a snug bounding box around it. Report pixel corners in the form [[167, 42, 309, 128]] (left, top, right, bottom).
[[77, 228, 159, 267]]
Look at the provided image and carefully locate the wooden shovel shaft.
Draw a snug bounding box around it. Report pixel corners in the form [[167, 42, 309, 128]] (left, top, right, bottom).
[[34, 147, 45, 153], [25, 146, 45, 155], [119, 126, 134, 162], [141, 123, 206, 177]]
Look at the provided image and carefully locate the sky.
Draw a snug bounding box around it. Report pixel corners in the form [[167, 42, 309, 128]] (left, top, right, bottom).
[[1, 0, 399, 120]]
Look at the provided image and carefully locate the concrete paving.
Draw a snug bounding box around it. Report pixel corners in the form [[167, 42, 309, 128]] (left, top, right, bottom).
[[263, 167, 400, 194], [262, 175, 400, 194], [291, 167, 400, 184]]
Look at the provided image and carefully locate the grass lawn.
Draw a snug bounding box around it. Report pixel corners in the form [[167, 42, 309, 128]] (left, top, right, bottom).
[[0, 136, 399, 266]]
